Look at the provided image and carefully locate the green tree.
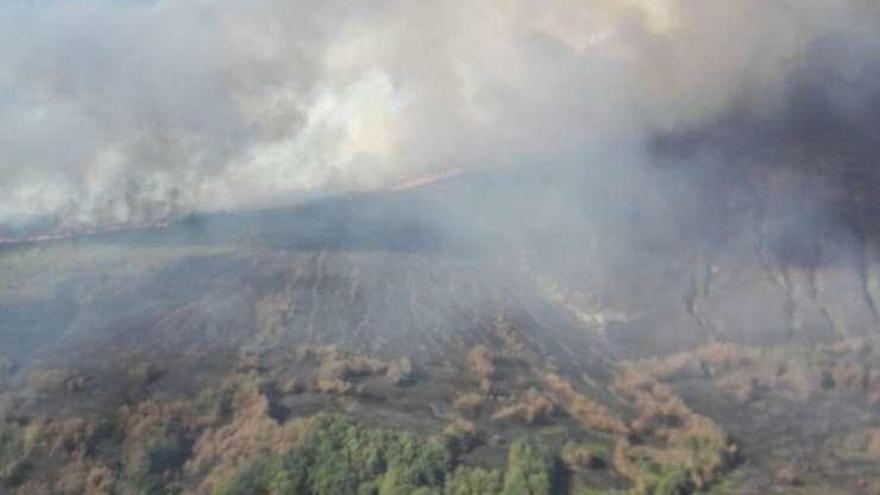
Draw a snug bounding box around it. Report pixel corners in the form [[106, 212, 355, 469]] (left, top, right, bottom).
[[502, 439, 554, 495]]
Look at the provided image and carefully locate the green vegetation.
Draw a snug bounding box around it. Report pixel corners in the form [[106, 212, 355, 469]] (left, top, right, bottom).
[[561, 440, 611, 470], [0, 423, 24, 465], [649, 467, 691, 495], [0, 422, 28, 488], [216, 415, 451, 495], [0, 356, 747, 495], [216, 416, 561, 495], [502, 439, 555, 495], [124, 435, 190, 494], [444, 466, 503, 495], [627, 458, 693, 495], [122, 417, 192, 495]]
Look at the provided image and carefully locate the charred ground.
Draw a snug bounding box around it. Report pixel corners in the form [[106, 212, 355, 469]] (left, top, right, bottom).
[[1, 165, 880, 494]]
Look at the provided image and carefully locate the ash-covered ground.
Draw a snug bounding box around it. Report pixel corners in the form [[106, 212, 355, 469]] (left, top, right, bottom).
[[1, 163, 880, 494]]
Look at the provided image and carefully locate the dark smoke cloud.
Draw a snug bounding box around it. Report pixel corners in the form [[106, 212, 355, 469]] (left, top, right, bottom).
[[652, 24, 880, 263], [1, 0, 879, 232]]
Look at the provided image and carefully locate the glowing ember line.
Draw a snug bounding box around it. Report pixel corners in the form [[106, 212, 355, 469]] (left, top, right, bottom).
[[0, 221, 170, 246], [389, 169, 464, 192]]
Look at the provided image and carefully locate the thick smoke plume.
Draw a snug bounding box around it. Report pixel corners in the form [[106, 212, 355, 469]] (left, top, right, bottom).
[[1, 0, 879, 230]]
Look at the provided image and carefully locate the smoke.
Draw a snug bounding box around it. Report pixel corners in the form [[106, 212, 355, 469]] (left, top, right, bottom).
[[1, 0, 879, 230]]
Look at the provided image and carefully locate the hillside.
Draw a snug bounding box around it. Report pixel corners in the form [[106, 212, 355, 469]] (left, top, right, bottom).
[[1, 167, 879, 494]]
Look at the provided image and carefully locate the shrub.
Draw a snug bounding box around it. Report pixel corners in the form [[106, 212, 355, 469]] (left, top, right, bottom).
[[444, 466, 502, 495], [502, 439, 554, 495], [561, 441, 610, 471], [216, 415, 450, 495]]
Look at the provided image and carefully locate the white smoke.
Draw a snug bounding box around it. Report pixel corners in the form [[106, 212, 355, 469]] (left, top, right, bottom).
[[1, 0, 877, 227]]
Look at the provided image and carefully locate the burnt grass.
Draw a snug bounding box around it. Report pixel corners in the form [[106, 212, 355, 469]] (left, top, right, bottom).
[[1, 175, 880, 493]]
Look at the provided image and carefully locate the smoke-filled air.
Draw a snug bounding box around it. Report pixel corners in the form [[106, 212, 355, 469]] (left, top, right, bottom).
[[1, 1, 880, 494]]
